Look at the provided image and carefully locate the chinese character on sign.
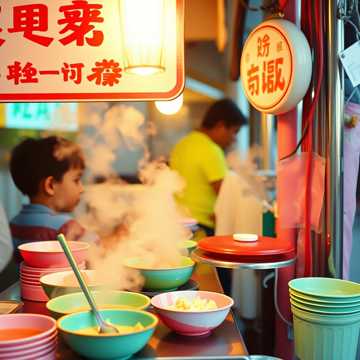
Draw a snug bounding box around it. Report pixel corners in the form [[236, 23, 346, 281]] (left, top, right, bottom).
[[58, 0, 104, 46], [62, 63, 85, 84], [257, 34, 270, 57], [8, 4, 54, 46], [7, 61, 38, 84], [247, 64, 260, 96], [262, 57, 285, 94], [87, 59, 122, 86], [0, 7, 5, 46], [11, 103, 32, 119], [276, 41, 283, 53]]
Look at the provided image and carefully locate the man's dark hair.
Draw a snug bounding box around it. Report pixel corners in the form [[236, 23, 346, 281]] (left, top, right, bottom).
[[201, 98, 247, 129], [10, 136, 85, 197]]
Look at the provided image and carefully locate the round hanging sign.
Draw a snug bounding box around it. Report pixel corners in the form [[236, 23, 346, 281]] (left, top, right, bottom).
[[240, 19, 312, 115]]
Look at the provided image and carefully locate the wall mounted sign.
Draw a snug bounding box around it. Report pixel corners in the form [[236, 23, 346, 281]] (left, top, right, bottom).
[[5, 103, 78, 130], [0, 0, 184, 102], [240, 19, 312, 115]]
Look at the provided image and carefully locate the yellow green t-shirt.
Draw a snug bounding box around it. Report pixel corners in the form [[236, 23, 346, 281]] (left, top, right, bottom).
[[170, 131, 227, 228]]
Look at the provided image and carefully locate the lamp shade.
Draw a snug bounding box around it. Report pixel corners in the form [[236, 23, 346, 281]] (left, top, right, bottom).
[[120, 0, 166, 76]]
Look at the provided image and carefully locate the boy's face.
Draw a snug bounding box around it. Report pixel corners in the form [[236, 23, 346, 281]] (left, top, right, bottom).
[[53, 167, 84, 212]]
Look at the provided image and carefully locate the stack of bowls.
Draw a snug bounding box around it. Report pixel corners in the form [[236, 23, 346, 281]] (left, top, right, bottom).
[[18, 241, 89, 302], [20, 262, 86, 302], [289, 277, 360, 360], [0, 314, 57, 360]]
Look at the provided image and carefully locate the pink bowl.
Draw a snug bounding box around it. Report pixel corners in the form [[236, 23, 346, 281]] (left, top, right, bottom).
[[20, 263, 86, 284], [18, 241, 89, 268], [21, 283, 49, 302], [0, 337, 56, 358], [151, 291, 233, 336], [0, 314, 56, 348], [7, 345, 57, 360], [0, 332, 57, 354], [20, 277, 39, 286], [21, 261, 86, 274]]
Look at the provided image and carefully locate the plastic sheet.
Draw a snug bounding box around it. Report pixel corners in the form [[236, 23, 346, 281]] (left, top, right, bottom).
[[343, 102, 360, 279], [277, 152, 325, 233]]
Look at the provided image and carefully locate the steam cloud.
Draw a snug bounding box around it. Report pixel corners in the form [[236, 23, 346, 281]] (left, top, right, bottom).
[[76, 104, 189, 291]]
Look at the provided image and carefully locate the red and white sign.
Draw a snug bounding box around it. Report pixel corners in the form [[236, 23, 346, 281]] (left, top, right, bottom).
[[0, 0, 184, 102], [241, 19, 312, 115]]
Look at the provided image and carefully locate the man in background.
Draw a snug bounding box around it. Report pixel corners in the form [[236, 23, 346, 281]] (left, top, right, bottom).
[[170, 98, 247, 294], [170, 98, 247, 236]]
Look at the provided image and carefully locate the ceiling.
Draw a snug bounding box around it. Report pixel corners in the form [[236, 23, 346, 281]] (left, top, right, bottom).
[[182, 0, 264, 102]]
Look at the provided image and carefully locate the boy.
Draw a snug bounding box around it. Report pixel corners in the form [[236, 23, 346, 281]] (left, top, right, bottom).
[[9, 136, 86, 252]]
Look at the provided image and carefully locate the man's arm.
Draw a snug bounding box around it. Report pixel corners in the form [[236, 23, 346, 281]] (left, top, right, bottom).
[[211, 179, 223, 195]]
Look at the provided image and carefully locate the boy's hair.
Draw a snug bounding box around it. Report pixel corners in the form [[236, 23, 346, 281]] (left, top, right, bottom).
[[10, 136, 85, 197], [201, 98, 247, 129]]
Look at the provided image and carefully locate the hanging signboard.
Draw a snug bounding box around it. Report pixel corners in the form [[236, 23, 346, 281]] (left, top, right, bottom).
[[0, 0, 184, 102], [240, 19, 312, 115]]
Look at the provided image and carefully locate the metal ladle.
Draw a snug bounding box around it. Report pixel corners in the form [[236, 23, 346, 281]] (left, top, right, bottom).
[[57, 234, 119, 334]]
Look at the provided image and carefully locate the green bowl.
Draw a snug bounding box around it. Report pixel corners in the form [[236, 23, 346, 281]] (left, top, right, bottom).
[[125, 256, 195, 291], [46, 290, 150, 319], [290, 298, 360, 315], [180, 240, 197, 255], [289, 290, 360, 307], [40, 270, 104, 299], [57, 309, 158, 360], [289, 277, 360, 299]]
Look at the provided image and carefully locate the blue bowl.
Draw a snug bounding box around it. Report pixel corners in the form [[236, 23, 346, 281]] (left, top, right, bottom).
[[57, 309, 158, 360]]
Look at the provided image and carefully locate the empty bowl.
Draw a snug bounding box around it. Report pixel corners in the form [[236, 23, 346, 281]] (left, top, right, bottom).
[[289, 277, 360, 299], [40, 270, 104, 299], [18, 241, 89, 268], [46, 290, 150, 319], [57, 309, 158, 360], [125, 257, 195, 291], [151, 290, 233, 336]]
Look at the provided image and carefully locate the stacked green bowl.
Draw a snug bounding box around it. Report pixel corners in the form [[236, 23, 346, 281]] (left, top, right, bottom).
[[288, 277, 360, 360]]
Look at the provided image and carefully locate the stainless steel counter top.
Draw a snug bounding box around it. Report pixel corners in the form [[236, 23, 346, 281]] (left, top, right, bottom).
[[0, 264, 248, 359]]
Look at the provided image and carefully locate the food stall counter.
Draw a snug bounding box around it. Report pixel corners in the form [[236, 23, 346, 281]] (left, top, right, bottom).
[[0, 264, 248, 359]]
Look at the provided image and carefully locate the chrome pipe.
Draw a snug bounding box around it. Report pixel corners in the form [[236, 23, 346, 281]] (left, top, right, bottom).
[[327, 0, 344, 278]]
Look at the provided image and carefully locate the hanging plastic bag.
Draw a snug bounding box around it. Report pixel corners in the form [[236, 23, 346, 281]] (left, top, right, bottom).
[[277, 152, 325, 233]]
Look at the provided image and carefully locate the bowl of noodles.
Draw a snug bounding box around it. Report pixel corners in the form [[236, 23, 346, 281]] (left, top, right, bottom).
[[124, 256, 195, 291]]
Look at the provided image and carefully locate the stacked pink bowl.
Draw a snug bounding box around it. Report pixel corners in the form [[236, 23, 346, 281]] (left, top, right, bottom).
[[18, 241, 89, 302], [0, 313, 57, 360]]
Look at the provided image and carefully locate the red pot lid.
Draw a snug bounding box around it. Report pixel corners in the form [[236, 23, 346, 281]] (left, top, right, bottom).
[[200, 249, 296, 263], [198, 235, 294, 257]]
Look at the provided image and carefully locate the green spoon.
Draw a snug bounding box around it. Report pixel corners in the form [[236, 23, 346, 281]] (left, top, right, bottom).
[[57, 234, 119, 334]]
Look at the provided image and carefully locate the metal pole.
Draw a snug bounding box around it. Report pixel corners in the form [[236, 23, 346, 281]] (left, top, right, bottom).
[[327, 0, 344, 278]]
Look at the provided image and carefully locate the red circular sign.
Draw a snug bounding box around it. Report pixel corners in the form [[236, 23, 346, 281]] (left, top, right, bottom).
[[241, 24, 293, 112]]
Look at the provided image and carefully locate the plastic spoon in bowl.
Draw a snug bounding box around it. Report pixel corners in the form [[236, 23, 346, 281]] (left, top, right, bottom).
[[57, 233, 119, 334]]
